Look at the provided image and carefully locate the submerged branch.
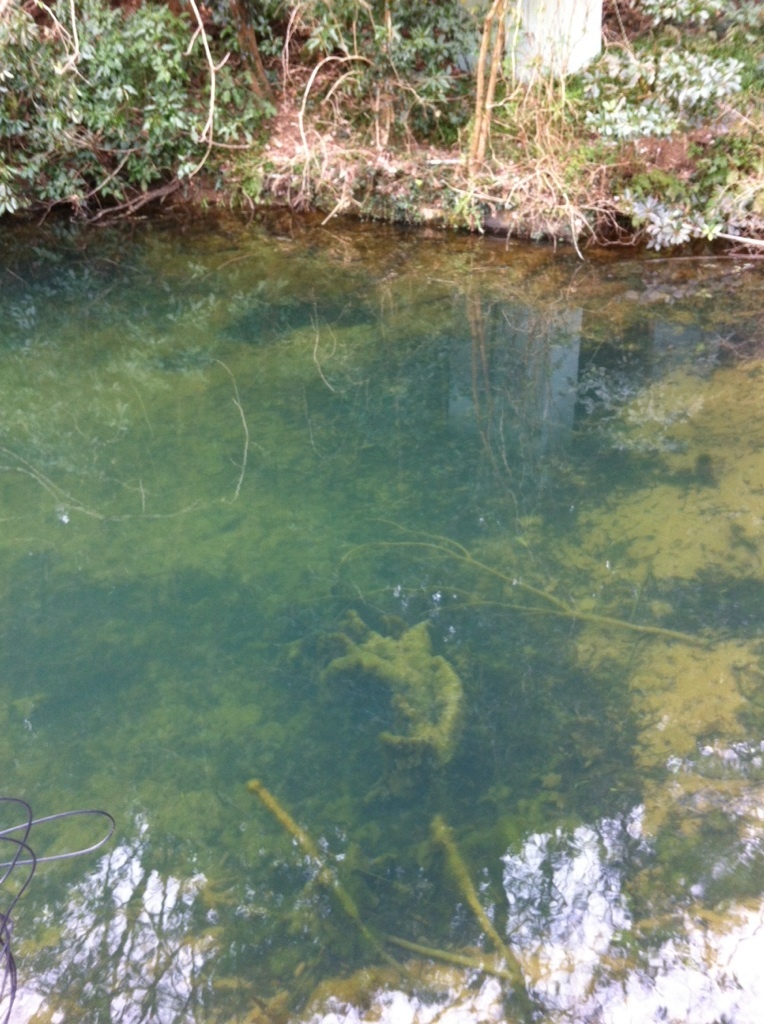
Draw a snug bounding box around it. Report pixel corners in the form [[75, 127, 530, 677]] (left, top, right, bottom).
[[0, 365, 253, 520], [216, 360, 250, 501], [0, 446, 202, 521], [0, 446, 107, 520], [246, 779, 537, 993], [383, 934, 516, 982], [342, 528, 704, 647], [431, 814, 531, 1008], [247, 779, 401, 972]]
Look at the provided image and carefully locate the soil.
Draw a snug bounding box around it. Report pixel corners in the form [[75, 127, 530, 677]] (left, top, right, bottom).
[[147, 78, 763, 255], [198, 89, 763, 253]]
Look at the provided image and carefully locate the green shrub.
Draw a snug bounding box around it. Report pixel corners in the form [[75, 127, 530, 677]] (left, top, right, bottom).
[[582, 47, 744, 139], [0, 0, 270, 214], [296, 0, 478, 141]]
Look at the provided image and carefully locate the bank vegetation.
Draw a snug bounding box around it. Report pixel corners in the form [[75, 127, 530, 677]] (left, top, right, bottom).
[[0, 0, 762, 250]]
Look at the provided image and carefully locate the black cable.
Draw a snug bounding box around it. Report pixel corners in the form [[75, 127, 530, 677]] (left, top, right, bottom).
[[0, 807, 116, 867], [0, 798, 114, 1023]]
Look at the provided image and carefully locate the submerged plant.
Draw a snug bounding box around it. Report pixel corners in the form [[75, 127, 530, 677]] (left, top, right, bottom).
[[320, 611, 464, 773], [342, 526, 705, 647]]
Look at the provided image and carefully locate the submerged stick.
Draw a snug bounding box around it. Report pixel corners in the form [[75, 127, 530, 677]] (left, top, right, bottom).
[[383, 934, 515, 982], [342, 532, 704, 646], [247, 779, 321, 858], [431, 814, 535, 1015], [246, 779, 399, 970], [247, 780, 542, 1000], [215, 360, 250, 502]]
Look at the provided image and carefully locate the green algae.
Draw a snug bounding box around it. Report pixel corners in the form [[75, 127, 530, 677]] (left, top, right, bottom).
[[320, 611, 463, 776]]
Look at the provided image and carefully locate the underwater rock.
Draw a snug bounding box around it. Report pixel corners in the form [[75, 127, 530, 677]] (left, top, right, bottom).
[[320, 611, 463, 770]]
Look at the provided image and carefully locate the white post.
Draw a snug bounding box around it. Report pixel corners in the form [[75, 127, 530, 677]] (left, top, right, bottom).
[[508, 0, 602, 78]]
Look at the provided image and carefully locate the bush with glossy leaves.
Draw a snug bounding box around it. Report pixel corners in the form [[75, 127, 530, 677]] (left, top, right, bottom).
[[0, 0, 270, 215]]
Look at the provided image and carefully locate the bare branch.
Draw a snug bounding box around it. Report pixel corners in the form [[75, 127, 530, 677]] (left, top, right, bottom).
[[184, 0, 228, 177]]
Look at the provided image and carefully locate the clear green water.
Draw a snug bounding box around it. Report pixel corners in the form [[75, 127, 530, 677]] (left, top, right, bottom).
[[1, 214, 764, 1023]]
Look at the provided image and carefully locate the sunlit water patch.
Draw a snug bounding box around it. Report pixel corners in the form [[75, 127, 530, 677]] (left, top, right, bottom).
[[0, 214, 763, 1023]]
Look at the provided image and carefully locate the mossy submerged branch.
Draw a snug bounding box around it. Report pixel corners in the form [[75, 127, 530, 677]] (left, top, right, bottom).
[[382, 934, 517, 983], [431, 813, 534, 1014], [246, 779, 533, 993], [341, 531, 705, 647], [247, 778, 401, 972]]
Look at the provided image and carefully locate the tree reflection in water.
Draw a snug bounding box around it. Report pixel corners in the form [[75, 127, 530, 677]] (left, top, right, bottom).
[[14, 817, 210, 1024]]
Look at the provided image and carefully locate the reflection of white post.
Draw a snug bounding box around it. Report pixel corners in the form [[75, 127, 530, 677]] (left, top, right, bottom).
[[508, 0, 602, 78], [542, 308, 582, 451]]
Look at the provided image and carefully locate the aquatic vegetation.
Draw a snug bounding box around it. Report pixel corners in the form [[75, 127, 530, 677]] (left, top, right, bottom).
[[573, 362, 764, 583], [320, 611, 464, 777]]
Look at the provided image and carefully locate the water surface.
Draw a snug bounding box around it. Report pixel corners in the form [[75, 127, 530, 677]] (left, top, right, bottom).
[[1, 214, 764, 1023]]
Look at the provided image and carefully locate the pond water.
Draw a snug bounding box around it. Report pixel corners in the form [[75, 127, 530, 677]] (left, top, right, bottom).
[[1, 213, 764, 1024]]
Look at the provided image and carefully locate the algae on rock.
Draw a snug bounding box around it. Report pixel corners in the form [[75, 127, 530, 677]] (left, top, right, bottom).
[[320, 611, 463, 775]]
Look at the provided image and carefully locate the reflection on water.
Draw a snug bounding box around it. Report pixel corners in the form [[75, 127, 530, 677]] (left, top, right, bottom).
[[13, 817, 210, 1024], [0, 215, 763, 1022]]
